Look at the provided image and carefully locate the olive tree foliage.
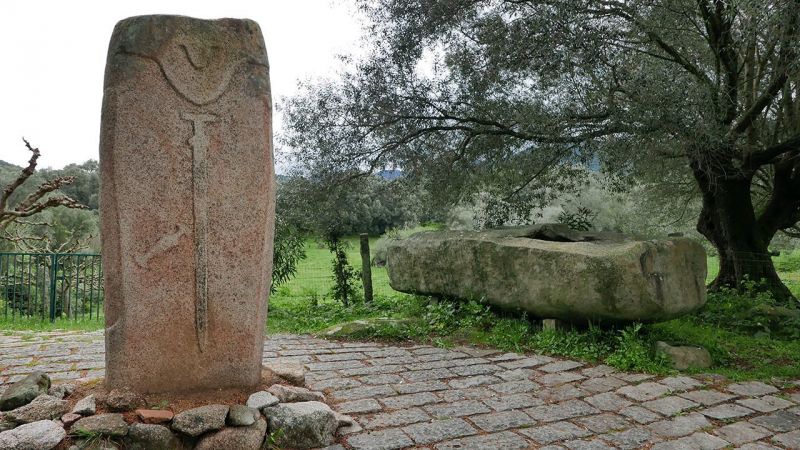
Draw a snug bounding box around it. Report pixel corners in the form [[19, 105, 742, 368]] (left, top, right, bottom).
[[271, 214, 306, 293], [276, 173, 427, 238], [282, 0, 800, 299]]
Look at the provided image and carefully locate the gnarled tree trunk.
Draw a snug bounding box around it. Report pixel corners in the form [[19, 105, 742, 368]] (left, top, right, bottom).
[[693, 165, 794, 301]]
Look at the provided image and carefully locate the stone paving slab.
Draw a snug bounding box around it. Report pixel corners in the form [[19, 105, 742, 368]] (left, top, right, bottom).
[[2, 331, 800, 449]]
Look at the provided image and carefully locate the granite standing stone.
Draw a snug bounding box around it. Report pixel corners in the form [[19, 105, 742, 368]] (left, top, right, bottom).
[[99, 15, 275, 393]]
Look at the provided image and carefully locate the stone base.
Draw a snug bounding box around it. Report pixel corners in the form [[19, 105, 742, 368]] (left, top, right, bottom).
[[0, 366, 350, 450]]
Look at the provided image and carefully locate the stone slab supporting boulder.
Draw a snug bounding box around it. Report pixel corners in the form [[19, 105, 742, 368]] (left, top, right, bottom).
[[99, 14, 275, 393], [387, 224, 707, 323]]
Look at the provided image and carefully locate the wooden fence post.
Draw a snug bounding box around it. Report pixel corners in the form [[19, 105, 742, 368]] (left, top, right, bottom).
[[360, 233, 373, 303]]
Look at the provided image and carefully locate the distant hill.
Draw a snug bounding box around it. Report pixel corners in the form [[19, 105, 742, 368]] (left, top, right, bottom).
[[0, 160, 24, 184], [0, 159, 21, 172]]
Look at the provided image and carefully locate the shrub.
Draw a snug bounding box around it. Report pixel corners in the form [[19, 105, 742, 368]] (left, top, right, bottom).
[[326, 236, 361, 307]]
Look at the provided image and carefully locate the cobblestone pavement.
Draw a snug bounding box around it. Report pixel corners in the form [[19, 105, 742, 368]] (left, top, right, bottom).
[[2, 331, 800, 449]]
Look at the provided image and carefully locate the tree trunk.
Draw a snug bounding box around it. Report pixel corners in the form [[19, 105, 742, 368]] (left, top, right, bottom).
[[693, 169, 794, 301]]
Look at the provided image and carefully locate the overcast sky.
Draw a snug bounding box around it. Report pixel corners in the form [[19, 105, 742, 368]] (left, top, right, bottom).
[[0, 0, 363, 169]]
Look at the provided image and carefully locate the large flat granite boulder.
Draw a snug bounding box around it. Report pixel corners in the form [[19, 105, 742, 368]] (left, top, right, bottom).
[[387, 225, 706, 322]]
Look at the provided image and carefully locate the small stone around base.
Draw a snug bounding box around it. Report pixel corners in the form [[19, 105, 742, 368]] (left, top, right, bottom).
[[655, 341, 713, 370], [542, 319, 568, 331]]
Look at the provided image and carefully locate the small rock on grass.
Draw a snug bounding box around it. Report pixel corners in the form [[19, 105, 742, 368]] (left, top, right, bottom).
[[0, 371, 51, 411], [654, 341, 712, 370], [0, 419, 66, 449]]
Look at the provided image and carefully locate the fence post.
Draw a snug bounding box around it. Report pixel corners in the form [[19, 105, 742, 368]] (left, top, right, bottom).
[[360, 233, 373, 303], [49, 253, 58, 322]]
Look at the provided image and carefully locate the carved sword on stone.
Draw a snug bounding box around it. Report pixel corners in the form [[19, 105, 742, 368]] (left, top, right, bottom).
[[182, 112, 218, 353]]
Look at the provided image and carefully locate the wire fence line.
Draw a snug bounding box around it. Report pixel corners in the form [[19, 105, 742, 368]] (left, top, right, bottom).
[[272, 258, 395, 301], [0, 253, 104, 321], [0, 249, 397, 321]]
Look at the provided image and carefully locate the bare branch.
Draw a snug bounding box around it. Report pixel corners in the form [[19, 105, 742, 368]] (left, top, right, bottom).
[[0, 139, 88, 235]]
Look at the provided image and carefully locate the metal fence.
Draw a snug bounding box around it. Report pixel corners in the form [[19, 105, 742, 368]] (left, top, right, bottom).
[[271, 259, 396, 301], [0, 248, 398, 322], [0, 253, 103, 321]]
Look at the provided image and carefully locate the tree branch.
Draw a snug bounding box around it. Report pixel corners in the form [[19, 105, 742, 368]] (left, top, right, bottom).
[[0, 138, 40, 213], [745, 133, 800, 168]]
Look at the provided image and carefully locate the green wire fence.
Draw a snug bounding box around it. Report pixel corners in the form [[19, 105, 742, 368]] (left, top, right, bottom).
[[0, 253, 103, 321]]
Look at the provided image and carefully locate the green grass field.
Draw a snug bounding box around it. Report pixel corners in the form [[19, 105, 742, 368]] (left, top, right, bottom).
[[271, 235, 394, 300]]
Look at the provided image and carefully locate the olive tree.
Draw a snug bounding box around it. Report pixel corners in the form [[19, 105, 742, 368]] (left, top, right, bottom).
[[283, 0, 800, 299]]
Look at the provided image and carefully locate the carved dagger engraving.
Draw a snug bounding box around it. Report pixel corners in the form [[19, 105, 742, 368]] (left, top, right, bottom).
[[181, 112, 218, 353]]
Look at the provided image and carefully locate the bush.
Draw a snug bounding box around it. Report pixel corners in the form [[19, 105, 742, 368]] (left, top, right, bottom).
[[326, 236, 361, 307], [557, 205, 596, 231]]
